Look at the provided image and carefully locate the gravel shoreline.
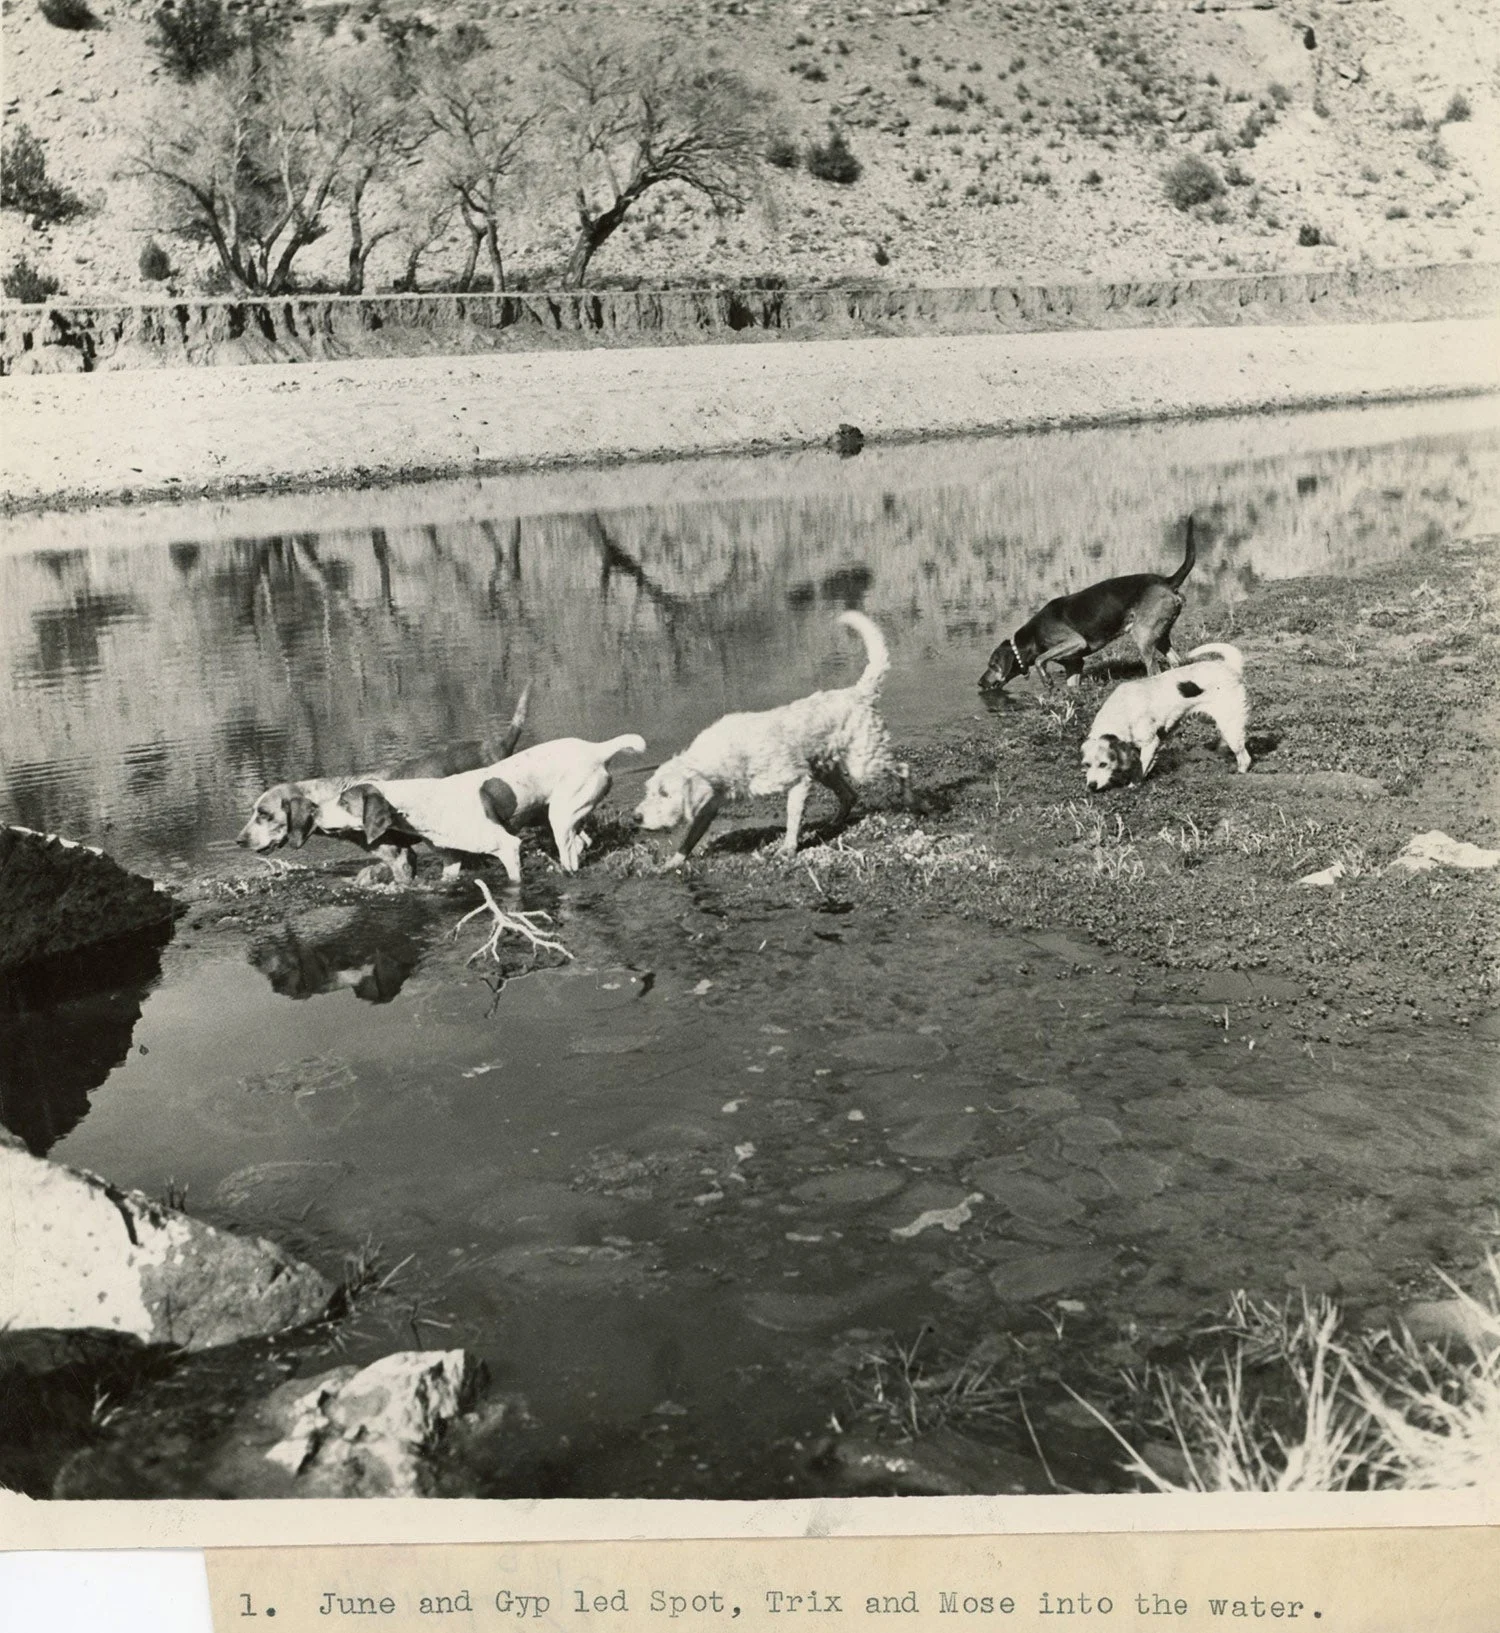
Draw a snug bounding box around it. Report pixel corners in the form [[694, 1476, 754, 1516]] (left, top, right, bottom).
[[4, 318, 1498, 515]]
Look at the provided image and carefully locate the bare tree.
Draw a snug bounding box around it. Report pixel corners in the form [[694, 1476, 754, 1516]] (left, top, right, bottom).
[[549, 33, 773, 287], [329, 39, 426, 294], [390, 167, 456, 293], [421, 46, 539, 293], [128, 43, 361, 294]]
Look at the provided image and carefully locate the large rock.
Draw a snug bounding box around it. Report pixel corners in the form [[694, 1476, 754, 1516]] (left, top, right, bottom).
[[0, 826, 174, 974], [1389, 831, 1500, 875], [0, 1132, 335, 1351], [214, 1351, 485, 1497]]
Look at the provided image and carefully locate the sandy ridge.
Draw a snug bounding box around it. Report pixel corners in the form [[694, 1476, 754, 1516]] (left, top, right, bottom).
[[4, 319, 1499, 514]]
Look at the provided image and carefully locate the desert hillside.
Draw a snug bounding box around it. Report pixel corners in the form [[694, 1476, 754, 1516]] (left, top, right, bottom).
[[2, 0, 1496, 298]]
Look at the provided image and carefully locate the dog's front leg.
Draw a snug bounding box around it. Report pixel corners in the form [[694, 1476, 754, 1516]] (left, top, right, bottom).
[[776, 776, 814, 859], [816, 765, 859, 829], [664, 793, 722, 869], [1033, 635, 1088, 688], [1136, 734, 1162, 781]]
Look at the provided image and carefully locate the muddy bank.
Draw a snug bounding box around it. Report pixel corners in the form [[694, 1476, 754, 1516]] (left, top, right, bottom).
[[22, 531, 1495, 1501], [5, 263, 1498, 378], [4, 317, 1499, 515]]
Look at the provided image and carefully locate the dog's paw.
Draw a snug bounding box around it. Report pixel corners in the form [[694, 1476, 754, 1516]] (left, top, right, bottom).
[[355, 864, 389, 888], [658, 853, 688, 873]]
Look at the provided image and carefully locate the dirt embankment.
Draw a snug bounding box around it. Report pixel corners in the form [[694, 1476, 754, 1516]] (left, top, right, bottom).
[[5, 315, 1499, 514], [4, 261, 1499, 376]]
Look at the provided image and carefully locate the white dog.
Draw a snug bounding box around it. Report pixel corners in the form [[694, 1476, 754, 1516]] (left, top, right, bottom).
[[339, 734, 646, 883], [636, 611, 910, 866], [1081, 643, 1252, 790], [236, 689, 531, 882]]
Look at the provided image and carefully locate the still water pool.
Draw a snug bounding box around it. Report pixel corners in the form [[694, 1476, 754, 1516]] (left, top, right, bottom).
[[3, 396, 1498, 1496]]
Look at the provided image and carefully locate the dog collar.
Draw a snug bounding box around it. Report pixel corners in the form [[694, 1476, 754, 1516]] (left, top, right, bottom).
[[1007, 638, 1030, 676]]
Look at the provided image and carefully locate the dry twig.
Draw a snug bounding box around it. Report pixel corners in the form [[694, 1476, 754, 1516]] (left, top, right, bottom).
[[454, 877, 573, 964]]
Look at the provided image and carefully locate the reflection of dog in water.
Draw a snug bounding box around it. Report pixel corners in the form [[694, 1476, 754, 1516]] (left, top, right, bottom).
[[248, 918, 418, 1003]]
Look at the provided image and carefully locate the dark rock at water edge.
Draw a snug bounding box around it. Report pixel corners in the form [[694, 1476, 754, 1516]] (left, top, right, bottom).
[[0, 825, 174, 975], [832, 423, 865, 457]]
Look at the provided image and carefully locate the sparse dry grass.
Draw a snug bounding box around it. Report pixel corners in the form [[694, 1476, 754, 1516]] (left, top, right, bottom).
[[1078, 1265, 1500, 1492]]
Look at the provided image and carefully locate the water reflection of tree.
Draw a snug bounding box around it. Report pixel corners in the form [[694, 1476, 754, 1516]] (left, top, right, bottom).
[[1, 433, 1489, 852]]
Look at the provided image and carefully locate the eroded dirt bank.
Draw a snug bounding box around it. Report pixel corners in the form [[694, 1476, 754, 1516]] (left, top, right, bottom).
[[29, 532, 1499, 1502], [4, 317, 1498, 514]]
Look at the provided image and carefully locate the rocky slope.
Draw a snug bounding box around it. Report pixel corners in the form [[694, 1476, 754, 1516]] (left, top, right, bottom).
[[2, 0, 1495, 299]]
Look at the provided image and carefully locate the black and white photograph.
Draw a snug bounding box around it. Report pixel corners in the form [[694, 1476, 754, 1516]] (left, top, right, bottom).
[[2, 0, 1498, 1512]]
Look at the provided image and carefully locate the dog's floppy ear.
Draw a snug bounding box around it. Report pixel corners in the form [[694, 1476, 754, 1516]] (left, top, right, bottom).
[[1104, 735, 1144, 784], [348, 783, 399, 845], [678, 770, 716, 819], [479, 777, 519, 826], [284, 793, 316, 849]]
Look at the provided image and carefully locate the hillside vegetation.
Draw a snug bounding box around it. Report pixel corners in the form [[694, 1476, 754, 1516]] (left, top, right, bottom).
[[1, 0, 1496, 299]]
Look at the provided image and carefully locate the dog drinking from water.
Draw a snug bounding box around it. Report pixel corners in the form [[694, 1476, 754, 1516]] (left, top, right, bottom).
[[979, 518, 1198, 691], [1080, 642, 1252, 790], [636, 611, 910, 867]]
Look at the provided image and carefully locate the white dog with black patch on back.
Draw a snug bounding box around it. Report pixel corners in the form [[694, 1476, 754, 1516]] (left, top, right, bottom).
[[636, 610, 911, 866], [1081, 642, 1253, 790], [338, 734, 646, 883]]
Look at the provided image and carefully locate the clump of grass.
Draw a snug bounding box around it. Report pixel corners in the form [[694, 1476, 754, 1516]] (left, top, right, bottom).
[[1417, 134, 1452, 171], [40, 0, 95, 28], [339, 1234, 413, 1307], [1442, 91, 1472, 124], [2, 255, 60, 303], [1, 124, 85, 224], [765, 132, 800, 170], [806, 127, 861, 185], [1077, 1263, 1500, 1492], [844, 1329, 1016, 1442], [1163, 154, 1223, 210], [1073, 1299, 1372, 1492]]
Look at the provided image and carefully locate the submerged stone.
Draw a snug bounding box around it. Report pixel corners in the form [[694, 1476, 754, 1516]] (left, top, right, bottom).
[[835, 1032, 949, 1070], [888, 1115, 978, 1160], [791, 1169, 906, 1206], [830, 1426, 1047, 1496], [987, 1245, 1118, 1302], [967, 1167, 1083, 1227]]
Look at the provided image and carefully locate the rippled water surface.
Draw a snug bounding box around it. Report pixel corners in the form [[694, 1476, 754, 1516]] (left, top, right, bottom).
[[4, 396, 1498, 1495]]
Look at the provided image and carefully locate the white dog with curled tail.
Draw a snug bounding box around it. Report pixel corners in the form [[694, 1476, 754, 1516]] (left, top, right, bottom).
[[636, 610, 913, 867]]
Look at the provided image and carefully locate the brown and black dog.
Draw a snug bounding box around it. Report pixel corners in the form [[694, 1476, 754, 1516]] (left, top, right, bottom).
[[979, 519, 1197, 692]]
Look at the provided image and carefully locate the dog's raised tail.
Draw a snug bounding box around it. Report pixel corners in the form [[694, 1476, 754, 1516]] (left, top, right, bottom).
[[492, 682, 532, 759], [838, 610, 891, 699], [600, 733, 648, 765], [1186, 642, 1244, 675], [1168, 516, 1197, 591]]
